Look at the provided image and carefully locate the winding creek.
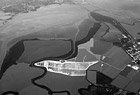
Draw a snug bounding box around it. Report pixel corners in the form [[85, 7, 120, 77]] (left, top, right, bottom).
[[29, 11, 140, 95], [1, 4, 140, 95]]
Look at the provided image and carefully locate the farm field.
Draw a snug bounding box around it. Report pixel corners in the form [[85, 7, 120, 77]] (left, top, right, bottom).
[[0, 0, 140, 95]]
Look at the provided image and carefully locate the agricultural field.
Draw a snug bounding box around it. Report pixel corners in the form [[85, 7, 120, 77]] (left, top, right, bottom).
[[0, 0, 140, 95]]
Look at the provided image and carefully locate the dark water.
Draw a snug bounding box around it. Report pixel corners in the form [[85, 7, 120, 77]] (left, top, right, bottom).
[[0, 40, 25, 80], [28, 23, 101, 95], [0, 11, 137, 95]]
